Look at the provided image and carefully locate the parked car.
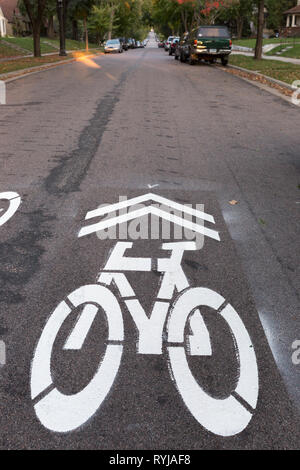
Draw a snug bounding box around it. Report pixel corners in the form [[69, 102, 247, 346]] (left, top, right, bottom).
[[179, 26, 232, 65], [164, 36, 175, 51], [168, 37, 180, 56], [104, 39, 123, 54], [174, 33, 186, 60], [128, 38, 135, 49], [119, 38, 129, 51]]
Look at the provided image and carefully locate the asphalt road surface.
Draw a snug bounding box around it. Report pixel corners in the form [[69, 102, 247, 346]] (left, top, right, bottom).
[[0, 33, 299, 450]]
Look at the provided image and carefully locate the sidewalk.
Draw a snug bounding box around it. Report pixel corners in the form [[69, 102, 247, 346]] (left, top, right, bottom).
[[231, 50, 300, 65]]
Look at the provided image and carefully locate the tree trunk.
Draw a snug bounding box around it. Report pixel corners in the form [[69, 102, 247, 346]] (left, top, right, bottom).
[[181, 10, 188, 32], [72, 19, 78, 41], [255, 0, 264, 60], [47, 16, 55, 38], [63, 0, 68, 41], [83, 15, 88, 51], [237, 16, 243, 40], [33, 24, 41, 57], [108, 8, 115, 40], [23, 0, 46, 58]]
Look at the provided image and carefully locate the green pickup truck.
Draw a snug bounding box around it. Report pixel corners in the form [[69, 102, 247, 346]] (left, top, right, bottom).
[[176, 25, 232, 66]]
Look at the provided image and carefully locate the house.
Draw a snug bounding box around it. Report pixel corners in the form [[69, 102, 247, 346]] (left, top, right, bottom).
[[0, 0, 31, 36], [283, 0, 300, 36], [0, 5, 7, 37]]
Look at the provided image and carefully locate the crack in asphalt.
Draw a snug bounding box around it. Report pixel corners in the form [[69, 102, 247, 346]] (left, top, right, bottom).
[[0, 210, 55, 305], [0, 53, 144, 310]]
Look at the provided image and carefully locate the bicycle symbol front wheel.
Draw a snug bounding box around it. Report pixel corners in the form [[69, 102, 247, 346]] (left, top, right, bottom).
[[31, 284, 124, 433]]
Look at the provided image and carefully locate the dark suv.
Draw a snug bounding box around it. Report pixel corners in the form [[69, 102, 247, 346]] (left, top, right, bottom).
[[178, 26, 232, 66]]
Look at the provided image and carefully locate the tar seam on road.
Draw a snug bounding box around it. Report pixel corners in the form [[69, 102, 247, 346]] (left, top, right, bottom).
[[45, 54, 145, 195]]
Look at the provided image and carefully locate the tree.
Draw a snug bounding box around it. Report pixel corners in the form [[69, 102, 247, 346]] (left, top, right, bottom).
[[114, 0, 149, 40], [152, 0, 195, 37], [44, 0, 56, 38], [220, 0, 255, 39], [266, 0, 295, 31], [68, 0, 94, 50], [89, 4, 111, 43], [254, 0, 264, 60], [200, 1, 238, 25], [19, 0, 47, 57]]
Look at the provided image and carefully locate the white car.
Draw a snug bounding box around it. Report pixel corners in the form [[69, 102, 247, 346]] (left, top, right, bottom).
[[104, 39, 123, 54], [164, 36, 174, 51]]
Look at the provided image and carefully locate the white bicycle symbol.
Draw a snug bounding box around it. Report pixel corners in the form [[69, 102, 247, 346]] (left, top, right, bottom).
[[31, 241, 259, 436], [0, 192, 21, 227]]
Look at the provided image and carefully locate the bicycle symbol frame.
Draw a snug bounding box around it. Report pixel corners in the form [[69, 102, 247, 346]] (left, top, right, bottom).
[[31, 240, 259, 436]]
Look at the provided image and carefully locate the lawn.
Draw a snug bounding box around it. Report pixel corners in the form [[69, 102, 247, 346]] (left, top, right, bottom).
[[233, 37, 300, 49], [0, 54, 72, 75], [0, 39, 28, 58], [46, 38, 99, 50], [266, 43, 300, 59], [4, 37, 57, 53], [1, 37, 99, 56], [229, 54, 300, 84], [0, 49, 103, 76]]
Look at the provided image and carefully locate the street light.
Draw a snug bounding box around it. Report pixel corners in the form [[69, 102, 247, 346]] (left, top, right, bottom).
[[58, 0, 67, 56]]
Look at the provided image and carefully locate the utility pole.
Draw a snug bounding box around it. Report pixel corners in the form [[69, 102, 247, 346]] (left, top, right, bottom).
[[58, 0, 67, 56], [255, 0, 265, 60]]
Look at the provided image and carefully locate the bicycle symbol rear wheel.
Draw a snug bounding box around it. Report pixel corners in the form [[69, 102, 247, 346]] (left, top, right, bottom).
[[167, 287, 259, 437]]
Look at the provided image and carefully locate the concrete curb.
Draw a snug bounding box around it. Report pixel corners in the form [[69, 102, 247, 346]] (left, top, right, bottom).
[[226, 64, 297, 92], [0, 51, 104, 83]]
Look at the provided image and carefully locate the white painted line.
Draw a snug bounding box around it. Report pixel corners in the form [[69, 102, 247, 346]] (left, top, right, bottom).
[[168, 287, 224, 343], [125, 299, 169, 354], [84, 193, 215, 224], [168, 346, 253, 437], [31, 300, 71, 400], [0, 191, 21, 226], [64, 304, 98, 350], [79, 206, 220, 241], [103, 241, 151, 271], [31, 284, 125, 432], [167, 286, 258, 436], [34, 344, 123, 432], [220, 303, 258, 409], [188, 310, 212, 356], [0, 80, 6, 105], [98, 272, 135, 297], [147, 184, 159, 189], [67, 285, 124, 342]]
